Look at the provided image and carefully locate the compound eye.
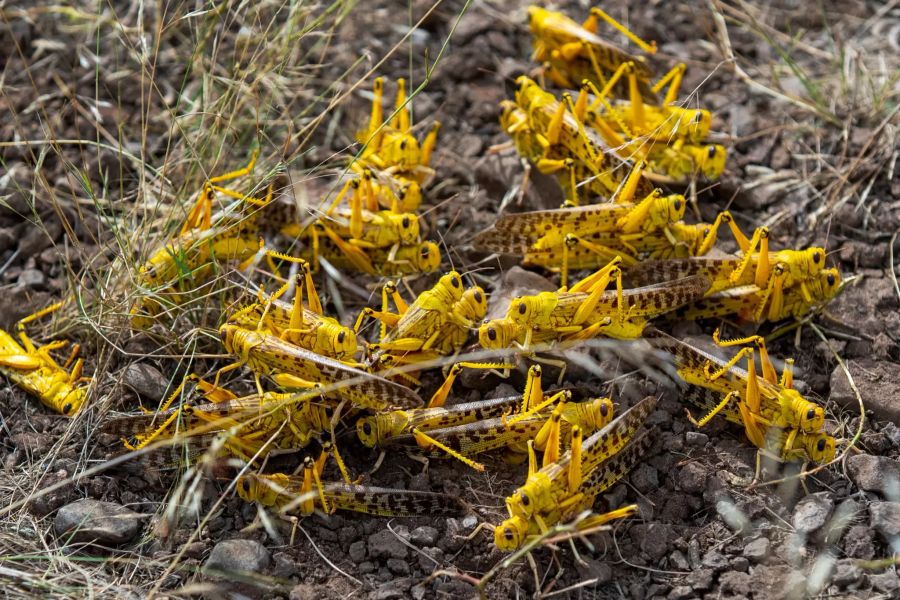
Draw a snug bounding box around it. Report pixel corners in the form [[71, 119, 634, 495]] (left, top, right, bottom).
[[474, 291, 483, 304], [674, 200, 682, 211], [694, 113, 703, 123], [451, 276, 460, 288], [813, 251, 822, 264], [488, 327, 497, 341], [420, 246, 430, 258], [520, 493, 530, 507], [817, 438, 826, 452], [400, 139, 407, 150], [708, 145, 717, 158], [827, 274, 835, 286], [338, 331, 346, 343], [62, 402, 73, 415], [363, 422, 372, 436], [806, 408, 816, 421], [518, 302, 527, 315], [600, 403, 609, 417], [242, 479, 251, 493], [504, 529, 514, 541], [402, 216, 410, 228], [325, 406, 334, 417]]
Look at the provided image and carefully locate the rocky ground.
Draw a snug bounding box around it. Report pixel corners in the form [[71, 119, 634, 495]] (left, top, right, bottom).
[[0, 1, 898, 599]]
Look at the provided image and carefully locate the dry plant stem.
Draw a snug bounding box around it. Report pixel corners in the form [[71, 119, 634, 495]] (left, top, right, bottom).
[[705, 0, 841, 126], [890, 232, 900, 305]]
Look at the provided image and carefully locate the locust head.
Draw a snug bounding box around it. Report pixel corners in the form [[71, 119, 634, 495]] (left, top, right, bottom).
[[783, 389, 825, 433], [457, 286, 489, 323], [478, 318, 520, 349], [805, 433, 836, 464], [357, 412, 407, 448], [494, 514, 529, 551], [46, 376, 87, 416], [318, 324, 358, 361]]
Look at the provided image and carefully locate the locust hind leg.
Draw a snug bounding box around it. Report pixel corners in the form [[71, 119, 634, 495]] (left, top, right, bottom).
[[586, 8, 657, 55], [427, 361, 514, 408]]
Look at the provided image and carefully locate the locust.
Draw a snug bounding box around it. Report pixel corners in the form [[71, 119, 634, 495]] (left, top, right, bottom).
[[0, 301, 89, 415], [493, 395, 657, 551], [216, 323, 422, 410], [527, 6, 658, 100], [297, 226, 441, 276], [478, 262, 711, 349], [356, 363, 600, 468], [672, 267, 843, 324], [630, 225, 833, 322], [237, 456, 465, 518], [354, 77, 440, 184], [130, 152, 285, 328], [103, 378, 334, 463], [513, 76, 654, 199], [357, 272, 488, 363], [226, 266, 358, 361], [645, 329, 834, 465], [474, 189, 692, 287]]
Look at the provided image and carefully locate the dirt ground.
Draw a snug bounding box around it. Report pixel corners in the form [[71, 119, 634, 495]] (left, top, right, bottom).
[[1, 1, 899, 599]]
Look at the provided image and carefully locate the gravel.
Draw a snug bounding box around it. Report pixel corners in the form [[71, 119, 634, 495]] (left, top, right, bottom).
[[203, 539, 271, 575], [53, 499, 143, 545]]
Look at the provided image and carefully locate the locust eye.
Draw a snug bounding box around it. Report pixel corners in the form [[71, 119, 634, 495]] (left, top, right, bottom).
[[817, 438, 826, 452], [451, 276, 460, 288], [325, 406, 334, 417], [694, 113, 703, 123], [62, 402, 73, 414], [600, 403, 609, 417], [242, 479, 251, 493], [420, 246, 430, 258], [518, 303, 527, 315], [813, 251, 822, 264], [338, 331, 346, 343], [363, 422, 372, 436], [475, 291, 483, 303], [827, 273, 835, 286], [400, 139, 407, 150], [488, 327, 497, 341], [504, 529, 514, 541], [806, 408, 816, 420], [519, 493, 530, 507], [707, 146, 717, 158], [402, 216, 410, 228]]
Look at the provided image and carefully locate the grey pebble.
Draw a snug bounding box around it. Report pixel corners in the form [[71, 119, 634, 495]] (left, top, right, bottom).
[[742, 537, 770, 563], [410, 526, 438, 547], [792, 492, 834, 533], [847, 454, 900, 498], [678, 462, 707, 494], [684, 431, 708, 446], [17, 268, 45, 289], [367, 529, 408, 560], [122, 362, 170, 403], [203, 539, 270, 574], [869, 501, 900, 551], [53, 499, 143, 545], [348, 540, 367, 563]]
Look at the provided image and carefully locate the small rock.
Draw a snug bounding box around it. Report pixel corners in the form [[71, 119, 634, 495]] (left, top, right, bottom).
[[122, 363, 170, 403], [669, 550, 690, 571], [410, 526, 438, 547], [684, 432, 708, 446], [831, 559, 862, 586], [831, 361, 900, 422], [685, 568, 715, 590], [461, 515, 478, 530], [631, 464, 659, 493], [730, 556, 749, 572], [678, 462, 707, 494], [367, 529, 408, 560], [348, 540, 367, 563], [575, 558, 612, 584], [386, 558, 410, 576], [668, 586, 693, 600], [869, 502, 900, 552], [630, 523, 670, 560], [369, 578, 414, 600], [291, 584, 324, 600], [53, 499, 142, 545], [846, 454, 900, 498], [792, 492, 834, 534], [17, 268, 45, 289], [204, 539, 270, 574], [869, 571, 900, 593], [719, 570, 752, 594], [842, 525, 875, 560], [742, 537, 770, 563], [359, 561, 377, 574], [701, 551, 729, 571]]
